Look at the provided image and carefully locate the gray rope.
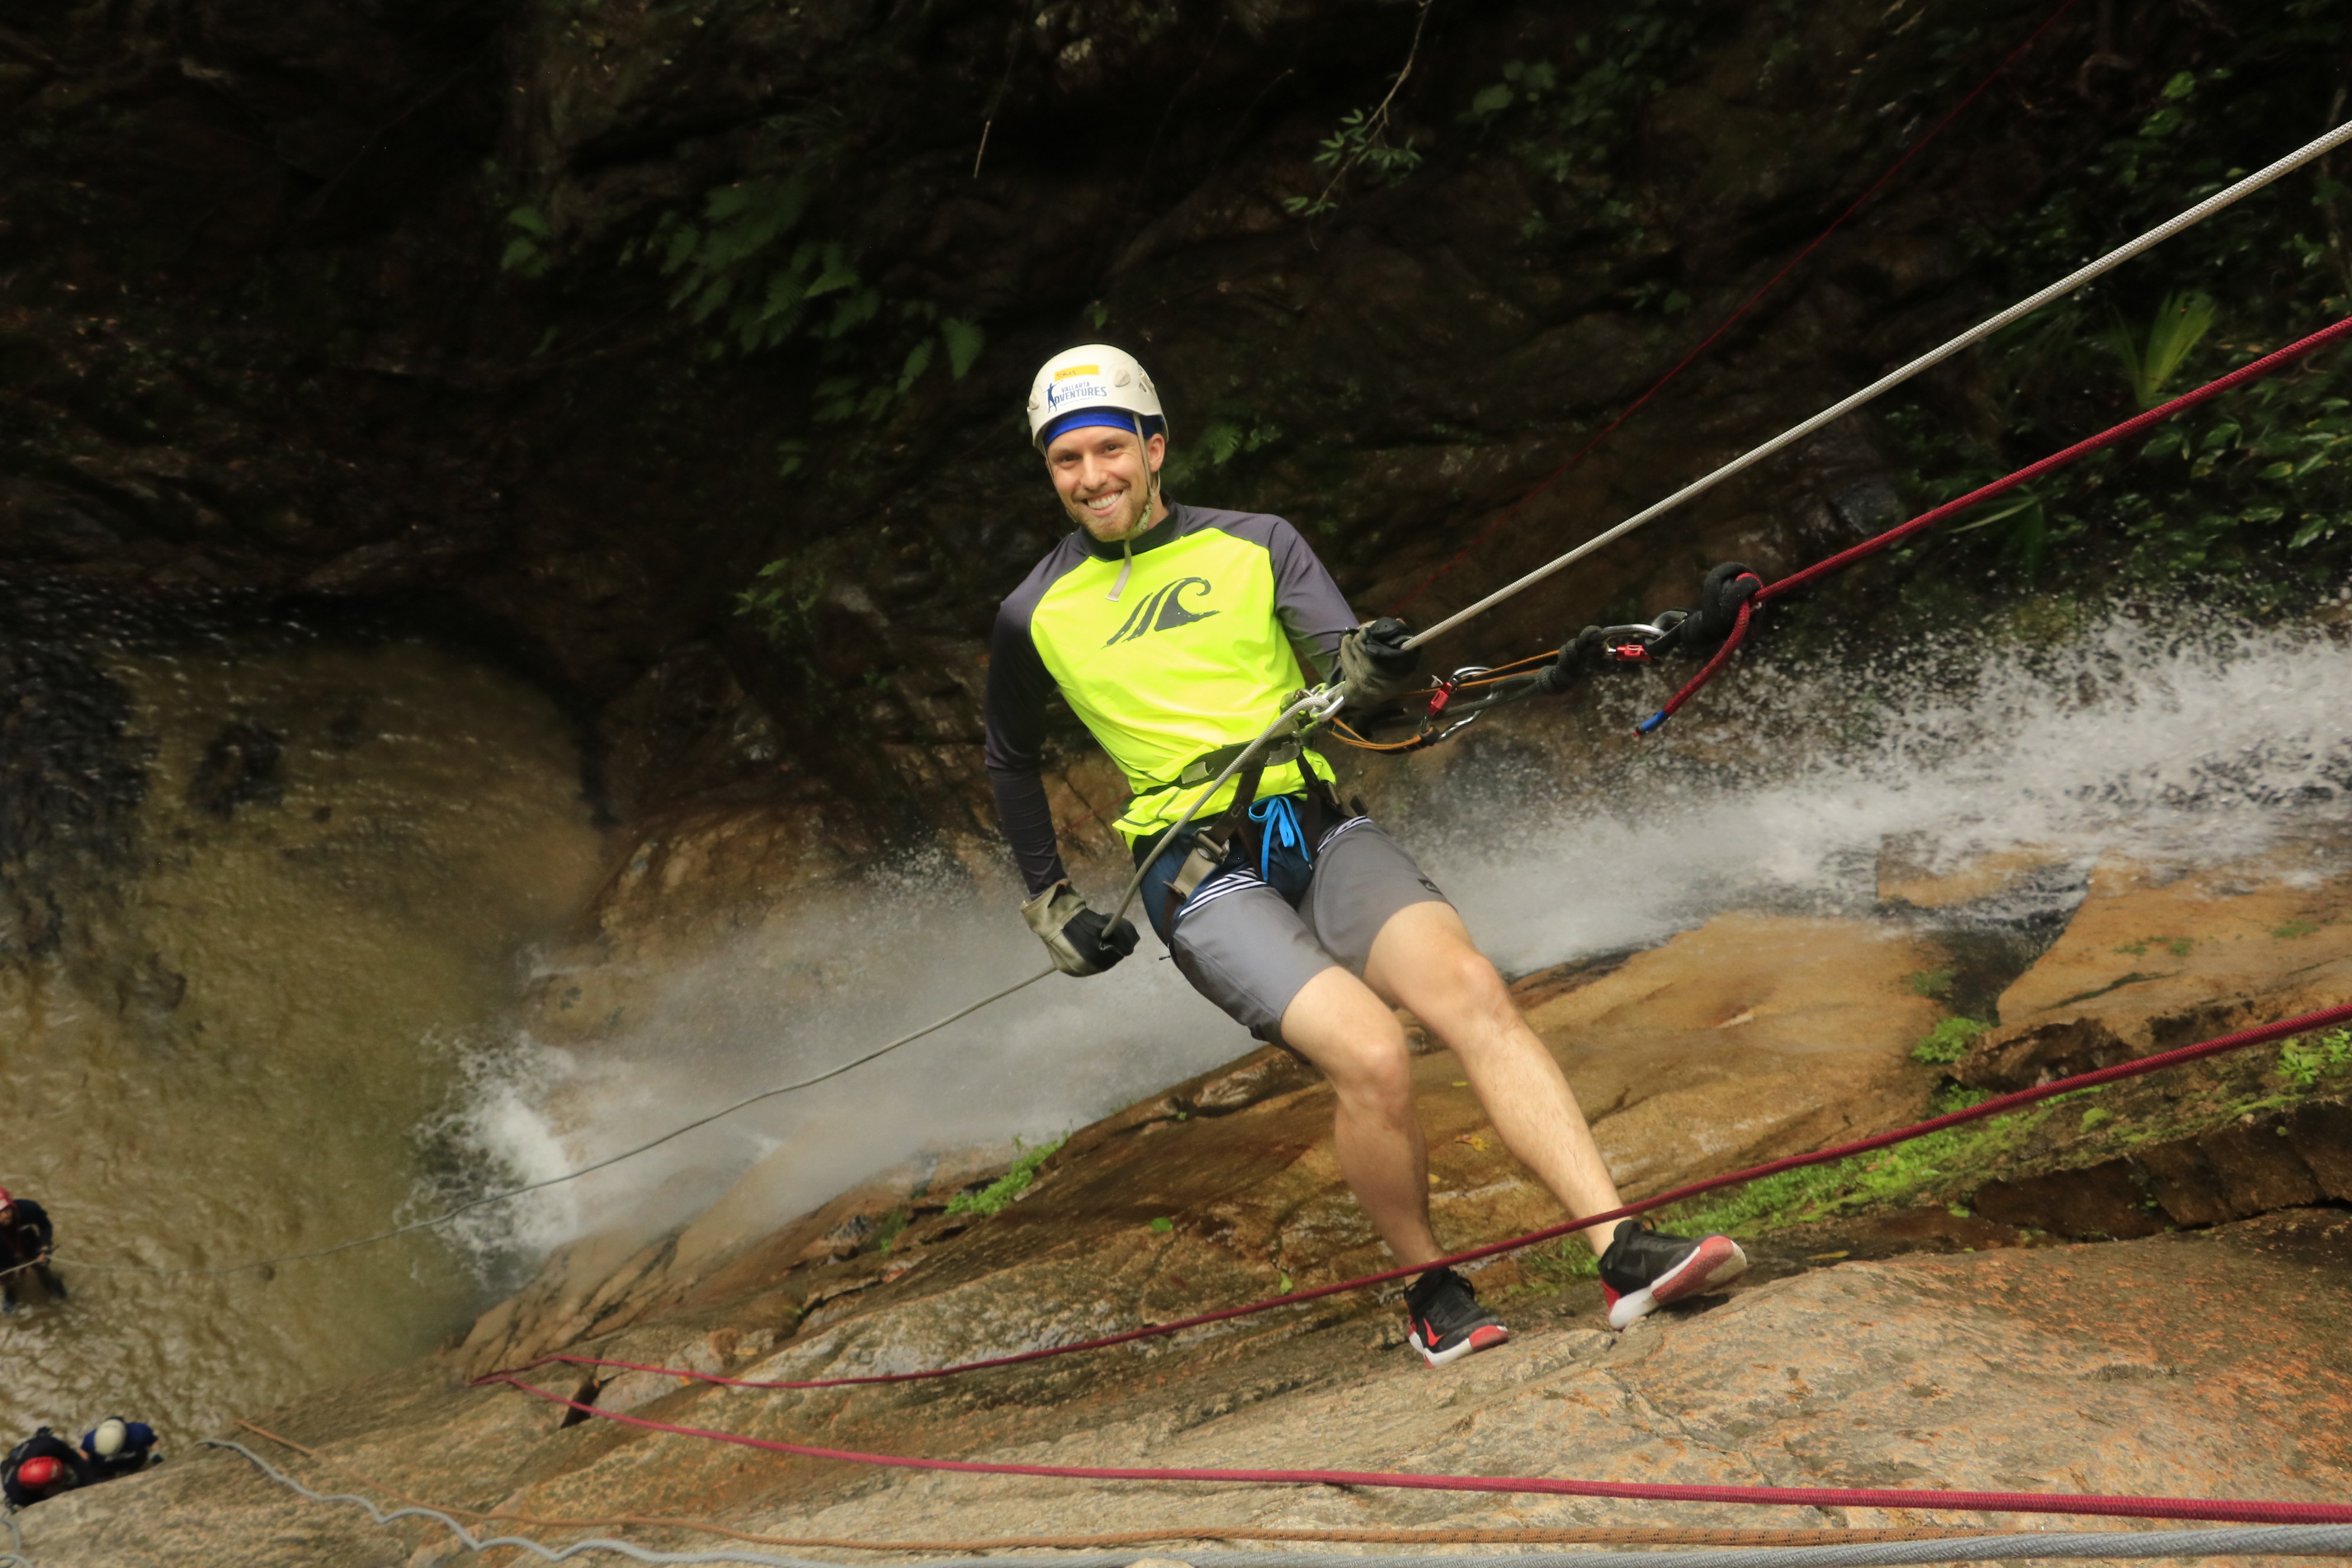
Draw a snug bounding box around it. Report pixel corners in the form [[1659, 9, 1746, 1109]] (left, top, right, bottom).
[[0, 1507, 29, 1568], [78, 691, 1341, 1282], [68, 966, 1056, 1279], [200, 1440, 2352, 1568], [1403, 116, 2352, 651]]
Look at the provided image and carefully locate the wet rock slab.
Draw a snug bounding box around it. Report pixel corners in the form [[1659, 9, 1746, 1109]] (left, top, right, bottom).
[[21, 1212, 2351, 1567]]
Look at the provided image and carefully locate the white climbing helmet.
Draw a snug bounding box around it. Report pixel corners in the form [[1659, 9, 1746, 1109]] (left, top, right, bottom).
[[1025, 344, 1168, 451], [91, 1419, 128, 1458]]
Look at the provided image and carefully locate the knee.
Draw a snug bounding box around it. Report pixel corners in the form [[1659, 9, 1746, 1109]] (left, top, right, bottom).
[[1421, 945, 1511, 1019], [1328, 1037, 1416, 1118]]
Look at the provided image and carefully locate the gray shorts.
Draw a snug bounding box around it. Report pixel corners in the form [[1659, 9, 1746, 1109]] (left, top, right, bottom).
[[1167, 817, 1451, 1041]]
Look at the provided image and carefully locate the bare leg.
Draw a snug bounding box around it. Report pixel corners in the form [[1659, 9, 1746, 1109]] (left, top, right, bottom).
[[1276, 965, 1442, 1268], [1365, 901, 1625, 1255]]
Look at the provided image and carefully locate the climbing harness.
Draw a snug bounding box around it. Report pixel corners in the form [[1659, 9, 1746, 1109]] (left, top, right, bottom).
[[1245, 795, 1307, 883]]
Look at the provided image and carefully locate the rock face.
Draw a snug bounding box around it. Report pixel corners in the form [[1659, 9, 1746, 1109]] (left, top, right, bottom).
[[1961, 855, 2352, 1090], [24, 1218, 2352, 1567], [15, 859, 2352, 1566]]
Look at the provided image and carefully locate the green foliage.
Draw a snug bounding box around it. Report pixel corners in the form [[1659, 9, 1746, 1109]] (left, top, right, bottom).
[[2279, 1029, 2352, 1089], [2078, 1106, 2113, 1132], [1286, 106, 1425, 219], [500, 206, 553, 279], [1905, 966, 1955, 999], [2102, 290, 2218, 409], [867, 1207, 910, 1253], [946, 1137, 1066, 1218], [734, 550, 829, 642], [1931, 1082, 1994, 1116], [1148, 1216, 1175, 1233], [1524, 1239, 1600, 1287], [1162, 398, 1284, 495], [1911, 1017, 1989, 1066], [1884, 23, 2352, 589], [1662, 1112, 2040, 1239], [623, 173, 985, 424], [1461, 1, 1705, 190], [2273, 920, 2321, 940]]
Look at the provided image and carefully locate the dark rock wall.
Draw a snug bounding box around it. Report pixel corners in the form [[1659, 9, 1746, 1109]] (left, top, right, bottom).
[[4, 0, 2344, 861]]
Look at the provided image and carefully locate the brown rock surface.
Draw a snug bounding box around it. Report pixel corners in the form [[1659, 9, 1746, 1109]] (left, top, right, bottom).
[[22, 1213, 2352, 1567], [1962, 856, 2352, 1089], [1524, 913, 1946, 1193]]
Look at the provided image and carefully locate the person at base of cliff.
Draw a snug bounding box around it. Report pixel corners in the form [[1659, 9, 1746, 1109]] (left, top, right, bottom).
[[79, 1417, 161, 1483], [984, 344, 1750, 1363], [2, 1428, 90, 1510], [0, 1188, 66, 1317]]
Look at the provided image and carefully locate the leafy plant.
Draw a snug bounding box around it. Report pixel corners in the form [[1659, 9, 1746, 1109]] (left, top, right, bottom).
[[1286, 107, 1425, 218], [1912, 1017, 1989, 1066], [1906, 966, 1955, 999], [500, 207, 553, 279], [945, 1137, 1066, 1218], [2102, 290, 2218, 409], [733, 549, 831, 642], [1461, 1, 1705, 190], [2278, 1029, 2352, 1089], [625, 174, 985, 420]]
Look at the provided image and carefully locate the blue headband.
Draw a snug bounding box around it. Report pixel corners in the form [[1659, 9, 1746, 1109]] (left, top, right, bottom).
[[1038, 409, 1165, 450]]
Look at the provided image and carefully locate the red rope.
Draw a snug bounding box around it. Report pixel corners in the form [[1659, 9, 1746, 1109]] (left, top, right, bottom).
[[491, 998, 2352, 1396], [481, 1373, 2352, 1525], [1386, 0, 2080, 617], [1645, 312, 2352, 731]]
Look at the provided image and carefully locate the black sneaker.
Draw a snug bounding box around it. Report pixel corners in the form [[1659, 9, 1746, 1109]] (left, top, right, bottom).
[[1402, 1266, 1511, 1366], [1598, 1219, 1749, 1330]]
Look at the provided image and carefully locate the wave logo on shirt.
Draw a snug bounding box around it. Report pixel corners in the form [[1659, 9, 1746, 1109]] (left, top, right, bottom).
[[1104, 576, 1220, 646]]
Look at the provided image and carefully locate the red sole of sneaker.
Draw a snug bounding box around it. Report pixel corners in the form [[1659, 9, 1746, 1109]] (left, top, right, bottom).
[[1412, 1323, 1512, 1367], [1647, 1235, 1748, 1308]]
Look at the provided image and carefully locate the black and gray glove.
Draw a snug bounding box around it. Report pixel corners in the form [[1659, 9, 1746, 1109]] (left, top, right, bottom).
[[1022, 883, 1139, 977], [1337, 617, 1423, 707]]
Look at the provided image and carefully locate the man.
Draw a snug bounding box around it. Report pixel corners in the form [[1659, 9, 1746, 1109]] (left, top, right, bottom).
[[0, 1188, 66, 1317], [1, 1428, 89, 1510], [984, 345, 1749, 1364], [80, 1417, 161, 1483]]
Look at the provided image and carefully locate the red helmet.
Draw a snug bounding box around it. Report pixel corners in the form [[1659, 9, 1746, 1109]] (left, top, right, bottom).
[[0, 1187, 13, 1219], [17, 1455, 63, 1489]]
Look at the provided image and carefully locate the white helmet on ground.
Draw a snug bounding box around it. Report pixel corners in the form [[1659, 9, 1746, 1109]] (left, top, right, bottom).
[[1026, 344, 1168, 451]]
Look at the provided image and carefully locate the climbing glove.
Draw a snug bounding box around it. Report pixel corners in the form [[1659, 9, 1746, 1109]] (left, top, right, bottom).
[[1680, 562, 1763, 653], [1023, 883, 1139, 977], [1337, 618, 1423, 708]]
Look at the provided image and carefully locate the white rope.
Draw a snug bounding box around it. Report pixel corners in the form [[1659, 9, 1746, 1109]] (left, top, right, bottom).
[[196, 1440, 2352, 1568], [1403, 116, 2352, 650]]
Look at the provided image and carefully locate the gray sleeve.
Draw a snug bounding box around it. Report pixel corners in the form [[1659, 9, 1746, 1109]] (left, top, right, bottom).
[[1262, 515, 1357, 680], [982, 595, 1071, 896]]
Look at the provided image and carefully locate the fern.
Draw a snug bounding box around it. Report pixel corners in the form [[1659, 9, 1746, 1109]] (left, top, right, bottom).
[[2103, 290, 2218, 408]]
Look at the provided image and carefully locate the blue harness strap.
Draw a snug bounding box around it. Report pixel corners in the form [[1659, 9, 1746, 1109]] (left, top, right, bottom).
[[1247, 795, 1309, 883]]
